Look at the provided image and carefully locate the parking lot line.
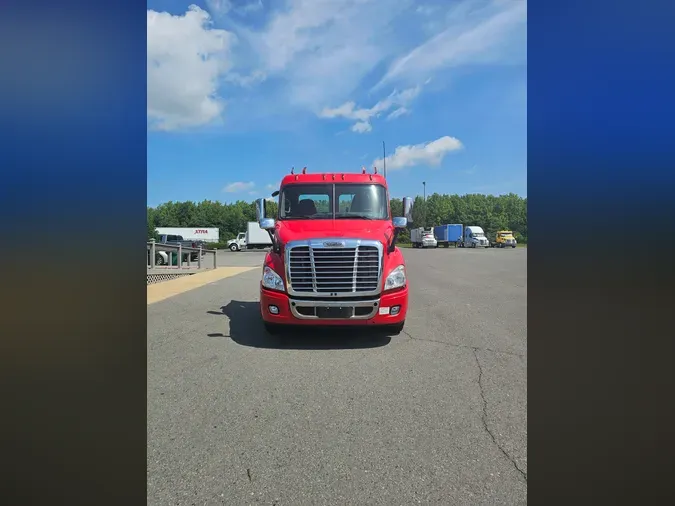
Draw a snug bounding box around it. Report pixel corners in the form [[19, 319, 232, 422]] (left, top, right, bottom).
[[147, 267, 257, 305]]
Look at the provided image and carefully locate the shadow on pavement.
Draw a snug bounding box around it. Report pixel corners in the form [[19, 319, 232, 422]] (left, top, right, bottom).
[[207, 300, 392, 350]]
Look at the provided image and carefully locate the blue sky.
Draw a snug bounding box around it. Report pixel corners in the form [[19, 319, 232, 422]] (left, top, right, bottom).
[[147, 0, 527, 206]]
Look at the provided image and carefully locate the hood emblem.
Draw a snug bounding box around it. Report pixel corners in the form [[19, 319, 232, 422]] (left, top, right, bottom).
[[323, 241, 345, 248]]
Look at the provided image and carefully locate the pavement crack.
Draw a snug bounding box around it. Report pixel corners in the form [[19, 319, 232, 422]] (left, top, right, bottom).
[[246, 468, 252, 482], [401, 329, 524, 358], [472, 348, 528, 482]]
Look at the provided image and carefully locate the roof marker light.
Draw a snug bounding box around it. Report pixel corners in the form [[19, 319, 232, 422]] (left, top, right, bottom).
[[369, 174, 373, 181], [332, 174, 335, 180], [302, 166, 307, 174], [362, 166, 366, 174], [341, 174, 345, 180]]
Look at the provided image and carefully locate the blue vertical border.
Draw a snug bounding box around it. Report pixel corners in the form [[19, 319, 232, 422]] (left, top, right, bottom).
[[528, 0, 675, 503], [0, 0, 147, 504]]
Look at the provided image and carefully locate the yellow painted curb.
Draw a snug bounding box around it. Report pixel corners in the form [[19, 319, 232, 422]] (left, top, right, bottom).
[[147, 267, 257, 305]]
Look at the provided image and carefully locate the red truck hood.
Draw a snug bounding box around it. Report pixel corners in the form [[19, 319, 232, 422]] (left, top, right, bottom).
[[277, 219, 394, 246]]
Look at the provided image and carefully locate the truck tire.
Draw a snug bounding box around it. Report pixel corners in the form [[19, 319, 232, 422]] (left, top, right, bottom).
[[229, 243, 238, 252]]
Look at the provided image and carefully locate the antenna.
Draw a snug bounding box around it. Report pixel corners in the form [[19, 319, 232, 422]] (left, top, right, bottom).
[[362, 166, 366, 174], [373, 165, 378, 174], [290, 166, 294, 174], [382, 141, 387, 179], [302, 166, 307, 174]]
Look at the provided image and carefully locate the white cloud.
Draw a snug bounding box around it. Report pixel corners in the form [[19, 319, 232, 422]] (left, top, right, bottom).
[[319, 85, 421, 133], [387, 107, 410, 120], [224, 70, 266, 87], [205, 0, 232, 16], [223, 181, 255, 192], [206, 0, 264, 17], [238, 0, 264, 15], [351, 121, 372, 133], [265, 183, 276, 190], [373, 136, 463, 170], [237, 0, 412, 110], [147, 0, 525, 131], [375, 0, 527, 89], [147, 6, 236, 130], [416, 5, 438, 15]]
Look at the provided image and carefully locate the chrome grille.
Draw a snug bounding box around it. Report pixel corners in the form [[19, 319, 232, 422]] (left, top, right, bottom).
[[287, 242, 382, 295]]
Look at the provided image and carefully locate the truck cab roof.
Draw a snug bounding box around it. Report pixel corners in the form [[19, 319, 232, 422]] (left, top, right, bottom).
[[280, 172, 388, 186]]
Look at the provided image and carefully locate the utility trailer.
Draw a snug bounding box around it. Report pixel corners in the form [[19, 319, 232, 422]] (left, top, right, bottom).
[[433, 224, 463, 248]]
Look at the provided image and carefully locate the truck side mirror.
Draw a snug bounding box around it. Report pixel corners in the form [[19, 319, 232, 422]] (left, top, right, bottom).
[[255, 197, 266, 222], [259, 217, 276, 230], [403, 196, 413, 223], [392, 217, 407, 229]]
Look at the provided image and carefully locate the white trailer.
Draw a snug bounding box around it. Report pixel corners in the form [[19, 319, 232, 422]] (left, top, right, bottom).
[[155, 227, 219, 243], [226, 222, 273, 251]]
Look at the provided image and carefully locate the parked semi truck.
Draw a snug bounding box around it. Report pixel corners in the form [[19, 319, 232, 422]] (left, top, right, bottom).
[[433, 224, 463, 248], [491, 230, 517, 248], [461, 226, 490, 248], [227, 221, 274, 251], [411, 227, 438, 248], [256, 167, 413, 336]]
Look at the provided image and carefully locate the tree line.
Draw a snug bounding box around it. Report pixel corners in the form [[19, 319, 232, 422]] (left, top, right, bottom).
[[148, 193, 527, 246]]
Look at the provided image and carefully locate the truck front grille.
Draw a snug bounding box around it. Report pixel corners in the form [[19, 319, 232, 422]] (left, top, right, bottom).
[[288, 244, 381, 294]]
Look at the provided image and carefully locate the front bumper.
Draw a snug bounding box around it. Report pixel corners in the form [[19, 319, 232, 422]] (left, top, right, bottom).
[[260, 285, 408, 326]]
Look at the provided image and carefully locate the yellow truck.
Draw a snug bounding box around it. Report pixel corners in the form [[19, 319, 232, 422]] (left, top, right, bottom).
[[491, 230, 517, 248]]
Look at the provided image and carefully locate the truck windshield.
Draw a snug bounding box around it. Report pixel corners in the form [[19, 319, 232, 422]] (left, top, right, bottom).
[[500, 233, 513, 236], [279, 183, 389, 220]]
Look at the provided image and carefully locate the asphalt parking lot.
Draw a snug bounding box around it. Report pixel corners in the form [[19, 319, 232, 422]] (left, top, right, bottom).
[[147, 247, 527, 505]]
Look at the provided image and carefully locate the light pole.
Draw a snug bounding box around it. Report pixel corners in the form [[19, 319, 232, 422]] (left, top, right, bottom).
[[422, 181, 426, 228]]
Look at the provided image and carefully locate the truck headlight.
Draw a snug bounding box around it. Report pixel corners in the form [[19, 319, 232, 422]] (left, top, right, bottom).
[[262, 265, 284, 291], [384, 265, 406, 290]]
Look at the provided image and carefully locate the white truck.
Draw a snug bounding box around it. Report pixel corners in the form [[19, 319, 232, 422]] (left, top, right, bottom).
[[227, 221, 273, 252], [155, 227, 219, 243], [411, 227, 438, 248], [461, 226, 490, 248]]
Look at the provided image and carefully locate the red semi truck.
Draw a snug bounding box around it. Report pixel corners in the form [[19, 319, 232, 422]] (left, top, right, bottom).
[[256, 167, 413, 336]]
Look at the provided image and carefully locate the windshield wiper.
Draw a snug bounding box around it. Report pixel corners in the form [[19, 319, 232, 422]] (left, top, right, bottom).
[[282, 215, 331, 220], [334, 215, 377, 220]]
